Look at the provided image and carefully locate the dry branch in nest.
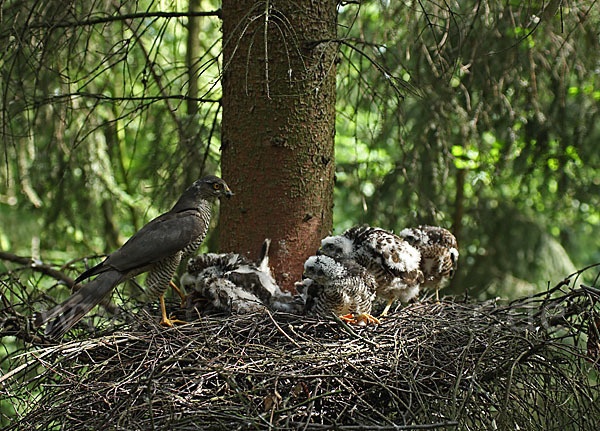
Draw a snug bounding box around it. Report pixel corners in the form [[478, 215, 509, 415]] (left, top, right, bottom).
[[1, 267, 600, 430]]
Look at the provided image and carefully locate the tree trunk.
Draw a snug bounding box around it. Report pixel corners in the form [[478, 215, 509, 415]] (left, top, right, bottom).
[[220, 0, 337, 291], [186, 0, 201, 118]]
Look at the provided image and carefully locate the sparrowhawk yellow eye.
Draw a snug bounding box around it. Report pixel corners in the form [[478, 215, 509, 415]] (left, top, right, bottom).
[[213, 183, 221, 190]]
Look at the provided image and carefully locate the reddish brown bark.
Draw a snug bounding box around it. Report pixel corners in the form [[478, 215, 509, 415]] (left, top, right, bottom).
[[220, 0, 337, 291]]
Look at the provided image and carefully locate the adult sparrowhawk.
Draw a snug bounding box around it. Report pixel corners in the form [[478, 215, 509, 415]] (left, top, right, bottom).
[[34, 175, 233, 338]]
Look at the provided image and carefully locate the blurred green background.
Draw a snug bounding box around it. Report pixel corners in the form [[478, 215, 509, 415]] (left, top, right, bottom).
[[0, 0, 598, 301]]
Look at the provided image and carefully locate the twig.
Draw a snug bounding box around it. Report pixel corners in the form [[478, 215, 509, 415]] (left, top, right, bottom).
[[2, 10, 222, 34], [265, 308, 301, 349], [2, 263, 600, 429], [330, 312, 378, 348], [0, 251, 74, 286]]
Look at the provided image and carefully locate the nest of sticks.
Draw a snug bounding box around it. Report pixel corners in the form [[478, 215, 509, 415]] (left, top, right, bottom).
[[2, 264, 600, 430]]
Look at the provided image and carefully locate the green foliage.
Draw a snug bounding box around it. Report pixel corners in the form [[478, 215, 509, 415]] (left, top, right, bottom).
[[1, 0, 222, 258], [1, 0, 600, 426], [335, 0, 600, 292], [0, 0, 598, 300]]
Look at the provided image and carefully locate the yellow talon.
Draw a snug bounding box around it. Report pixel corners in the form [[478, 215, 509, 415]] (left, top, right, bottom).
[[159, 295, 187, 326], [160, 316, 187, 327], [338, 313, 380, 326]]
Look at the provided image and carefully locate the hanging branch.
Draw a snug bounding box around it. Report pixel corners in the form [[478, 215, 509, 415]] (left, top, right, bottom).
[[0, 11, 222, 38], [0, 251, 74, 287]]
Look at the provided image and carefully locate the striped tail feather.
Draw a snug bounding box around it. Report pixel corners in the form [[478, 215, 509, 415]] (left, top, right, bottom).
[[74, 260, 106, 284], [34, 270, 124, 339]]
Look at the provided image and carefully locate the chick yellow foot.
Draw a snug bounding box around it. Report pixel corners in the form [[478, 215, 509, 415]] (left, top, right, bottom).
[[160, 315, 188, 327], [355, 313, 380, 326], [339, 313, 358, 324], [379, 299, 394, 317]]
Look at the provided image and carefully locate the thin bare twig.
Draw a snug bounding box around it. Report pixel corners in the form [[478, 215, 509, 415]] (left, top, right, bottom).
[[2, 264, 600, 429], [0, 251, 74, 286]]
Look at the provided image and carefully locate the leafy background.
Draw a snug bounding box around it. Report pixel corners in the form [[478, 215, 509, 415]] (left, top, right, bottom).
[[1, 0, 600, 425], [0, 0, 598, 299]]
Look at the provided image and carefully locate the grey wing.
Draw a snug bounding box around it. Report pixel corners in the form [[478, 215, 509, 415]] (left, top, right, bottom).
[[296, 278, 327, 316], [192, 268, 264, 314], [187, 253, 251, 276], [186, 253, 223, 275], [105, 210, 205, 273]]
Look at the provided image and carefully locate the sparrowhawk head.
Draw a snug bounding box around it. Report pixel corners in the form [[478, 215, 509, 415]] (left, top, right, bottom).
[[190, 175, 234, 200]]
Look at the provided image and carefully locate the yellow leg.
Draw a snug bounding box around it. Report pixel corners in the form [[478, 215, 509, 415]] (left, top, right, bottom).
[[380, 299, 394, 317], [169, 280, 187, 308], [355, 313, 381, 326], [159, 295, 187, 327], [339, 313, 358, 324], [435, 288, 440, 303]]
